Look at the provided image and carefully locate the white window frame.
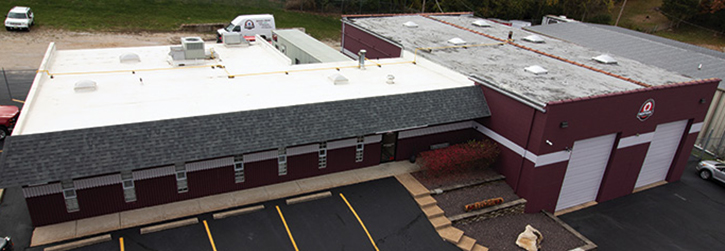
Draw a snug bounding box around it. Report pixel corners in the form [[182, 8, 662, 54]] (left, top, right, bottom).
[[61, 180, 79, 213], [278, 147, 288, 176], [319, 142, 328, 169], [121, 171, 136, 202], [175, 163, 188, 193], [234, 155, 245, 183], [355, 136, 365, 163]]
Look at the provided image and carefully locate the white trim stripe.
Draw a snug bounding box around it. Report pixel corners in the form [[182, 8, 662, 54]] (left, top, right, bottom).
[[22, 183, 62, 198], [617, 132, 654, 149], [534, 151, 572, 167], [288, 144, 320, 157], [472, 121, 526, 157], [244, 150, 278, 163], [74, 174, 122, 190], [398, 121, 471, 139], [186, 157, 234, 172], [328, 138, 358, 150], [133, 166, 175, 180], [365, 135, 382, 144], [689, 122, 703, 134]]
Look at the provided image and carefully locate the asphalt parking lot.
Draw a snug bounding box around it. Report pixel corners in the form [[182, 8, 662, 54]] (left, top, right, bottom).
[[560, 155, 725, 250], [24, 178, 458, 251]]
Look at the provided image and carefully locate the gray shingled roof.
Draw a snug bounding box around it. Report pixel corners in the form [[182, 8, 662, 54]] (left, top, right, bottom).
[[526, 22, 725, 89], [0, 86, 489, 187]]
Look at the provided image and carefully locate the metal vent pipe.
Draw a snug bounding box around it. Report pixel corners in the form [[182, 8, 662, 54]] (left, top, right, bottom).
[[358, 49, 366, 69]]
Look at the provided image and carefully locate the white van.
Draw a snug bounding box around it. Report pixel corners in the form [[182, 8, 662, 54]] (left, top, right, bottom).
[[216, 14, 275, 42]]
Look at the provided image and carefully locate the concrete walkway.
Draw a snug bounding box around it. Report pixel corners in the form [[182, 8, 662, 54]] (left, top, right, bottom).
[[31, 161, 420, 247]]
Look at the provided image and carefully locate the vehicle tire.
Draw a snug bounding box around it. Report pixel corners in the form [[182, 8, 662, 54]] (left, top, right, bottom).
[[0, 126, 8, 140], [699, 169, 712, 180], [5, 27, 10, 31]]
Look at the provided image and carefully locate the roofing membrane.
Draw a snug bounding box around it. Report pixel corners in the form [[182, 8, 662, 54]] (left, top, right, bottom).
[[16, 37, 474, 135], [348, 15, 692, 104]]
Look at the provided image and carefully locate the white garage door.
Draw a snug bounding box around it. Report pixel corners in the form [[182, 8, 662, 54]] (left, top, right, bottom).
[[635, 120, 688, 188], [556, 134, 617, 211]]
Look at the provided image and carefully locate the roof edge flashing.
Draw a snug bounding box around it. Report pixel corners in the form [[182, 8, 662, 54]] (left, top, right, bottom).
[[469, 74, 547, 113]]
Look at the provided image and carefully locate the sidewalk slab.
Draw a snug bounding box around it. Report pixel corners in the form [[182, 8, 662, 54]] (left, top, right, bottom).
[[161, 199, 203, 220], [296, 175, 334, 191], [457, 235, 476, 251], [415, 195, 437, 208], [422, 205, 445, 218], [395, 173, 429, 198], [265, 181, 302, 199], [437, 226, 463, 243], [472, 243, 489, 251], [44, 234, 111, 251], [76, 213, 120, 237], [31, 221, 76, 247], [120, 205, 167, 229]]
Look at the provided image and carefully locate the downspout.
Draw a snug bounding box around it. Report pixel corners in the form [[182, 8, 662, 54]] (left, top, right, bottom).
[[516, 108, 540, 194]]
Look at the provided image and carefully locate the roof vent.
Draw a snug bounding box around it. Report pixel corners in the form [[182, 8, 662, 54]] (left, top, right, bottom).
[[522, 35, 545, 43], [329, 73, 349, 85], [119, 53, 140, 63], [524, 65, 548, 75], [403, 21, 418, 28], [592, 54, 617, 64], [181, 37, 206, 60], [74, 80, 97, 92], [447, 37, 466, 45], [472, 20, 491, 27]]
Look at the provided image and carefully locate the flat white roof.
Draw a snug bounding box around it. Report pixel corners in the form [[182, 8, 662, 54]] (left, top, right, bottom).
[[16, 38, 472, 135], [349, 15, 691, 104]]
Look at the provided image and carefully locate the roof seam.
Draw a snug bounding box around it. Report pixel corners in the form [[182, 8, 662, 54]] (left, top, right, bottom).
[[421, 15, 652, 88]]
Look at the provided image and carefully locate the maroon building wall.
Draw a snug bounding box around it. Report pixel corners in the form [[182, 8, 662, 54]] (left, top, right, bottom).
[[395, 128, 478, 161], [598, 143, 649, 201], [476, 84, 539, 190], [518, 79, 719, 213], [26, 141, 383, 226], [341, 22, 402, 59]]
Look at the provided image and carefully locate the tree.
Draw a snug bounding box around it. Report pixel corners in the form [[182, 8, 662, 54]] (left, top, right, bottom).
[[661, 0, 701, 27]]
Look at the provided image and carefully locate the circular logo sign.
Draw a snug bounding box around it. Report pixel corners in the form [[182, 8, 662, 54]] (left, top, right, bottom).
[[637, 99, 655, 121], [244, 20, 255, 30]]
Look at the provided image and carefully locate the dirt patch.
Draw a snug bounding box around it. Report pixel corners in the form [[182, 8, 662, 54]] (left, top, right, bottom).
[[0, 26, 216, 70], [455, 213, 585, 251], [412, 167, 501, 190], [433, 181, 519, 217]]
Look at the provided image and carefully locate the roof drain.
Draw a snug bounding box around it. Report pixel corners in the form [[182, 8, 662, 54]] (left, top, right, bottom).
[[358, 50, 366, 70]]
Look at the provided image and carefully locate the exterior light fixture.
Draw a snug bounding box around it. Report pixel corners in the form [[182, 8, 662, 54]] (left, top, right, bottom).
[[560, 121, 568, 128]]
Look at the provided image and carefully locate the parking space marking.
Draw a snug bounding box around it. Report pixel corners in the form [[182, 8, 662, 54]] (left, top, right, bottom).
[[340, 193, 380, 251], [119, 237, 124, 251], [276, 205, 300, 251], [203, 220, 218, 251]]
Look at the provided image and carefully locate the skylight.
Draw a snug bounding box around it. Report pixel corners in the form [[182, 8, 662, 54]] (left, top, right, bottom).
[[592, 54, 617, 64], [403, 21, 418, 28], [447, 38, 466, 45], [524, 65, 548, 75], [472, 20, 491, 27], [523, 35, 545, 43]]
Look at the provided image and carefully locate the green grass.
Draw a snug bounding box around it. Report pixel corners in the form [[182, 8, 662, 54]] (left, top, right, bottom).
[[0, 0, 342, 40], [655, 26, 725, 48]]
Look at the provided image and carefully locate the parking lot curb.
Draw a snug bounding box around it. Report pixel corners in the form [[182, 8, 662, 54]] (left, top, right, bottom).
[[542, 210, 597, 251], [286, 191, 332, 205], [139, 218, 199, 235], [213, 205, 265, 219], [43, 234, 111, 251]]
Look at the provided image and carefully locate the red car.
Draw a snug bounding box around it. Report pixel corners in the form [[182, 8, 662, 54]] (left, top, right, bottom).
[[0, 105, 19, 140]]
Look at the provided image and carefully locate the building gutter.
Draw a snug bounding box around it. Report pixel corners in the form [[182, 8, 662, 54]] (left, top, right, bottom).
[[470, 74, 547, 113]]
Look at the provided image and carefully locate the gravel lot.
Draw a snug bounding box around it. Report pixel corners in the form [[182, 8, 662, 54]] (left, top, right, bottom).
[[456, 213, 585, 251], [433, 181, 519, 217]]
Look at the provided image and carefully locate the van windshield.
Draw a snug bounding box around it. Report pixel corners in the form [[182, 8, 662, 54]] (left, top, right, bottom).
[[225, 23, 235, 32], [8, 12, 27, 19]]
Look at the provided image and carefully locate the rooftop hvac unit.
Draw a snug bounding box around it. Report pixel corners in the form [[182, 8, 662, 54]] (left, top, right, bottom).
[[181, 37, 205, 60]]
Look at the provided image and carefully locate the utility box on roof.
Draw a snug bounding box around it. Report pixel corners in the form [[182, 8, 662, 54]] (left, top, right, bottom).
[[271, 29, 351, 65]]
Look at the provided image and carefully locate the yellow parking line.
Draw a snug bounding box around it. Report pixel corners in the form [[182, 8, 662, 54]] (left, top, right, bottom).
[[119, 237, 124, 251], [340, 193, 380, 251], [276, 205, 300, 251], [203, 220, 218, 251], [12, 99, 24, 104]]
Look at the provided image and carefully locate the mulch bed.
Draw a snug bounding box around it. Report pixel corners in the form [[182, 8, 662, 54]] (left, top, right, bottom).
[[433, 181, 519, 217], [455, 213, 585, 251], [411, 167, 501, 190]]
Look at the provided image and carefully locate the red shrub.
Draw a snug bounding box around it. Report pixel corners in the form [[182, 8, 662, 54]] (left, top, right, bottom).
[[418, 140, 500, 177]]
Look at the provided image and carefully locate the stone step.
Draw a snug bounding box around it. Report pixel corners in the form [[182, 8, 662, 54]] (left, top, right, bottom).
[[437, 226, 464, 243], [395, 173, 430, 198], [414, 195, 437, 208], [429, 215, 452, 230], [472, 244, 489, 251], [422, 205, 445, 218], [456, 235, 476, 251]]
